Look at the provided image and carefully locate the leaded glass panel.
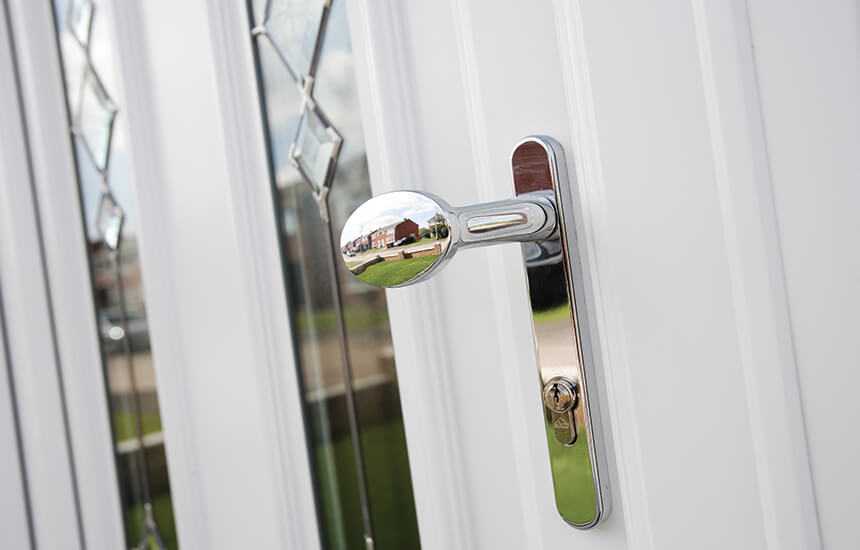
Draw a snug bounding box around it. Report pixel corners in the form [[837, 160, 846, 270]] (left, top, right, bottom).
[[51, 1, 178, 548], [250, 0, 421, 548]]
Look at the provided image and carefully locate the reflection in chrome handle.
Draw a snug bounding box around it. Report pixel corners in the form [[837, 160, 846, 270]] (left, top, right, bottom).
[[339, 190, 556, 288]]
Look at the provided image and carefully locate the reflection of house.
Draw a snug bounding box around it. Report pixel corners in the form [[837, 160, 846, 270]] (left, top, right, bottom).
[[343, 234, 372, 254], [370, 219, 418, 248], [344, 218, 419, 254], [427, 213, 449, 239]]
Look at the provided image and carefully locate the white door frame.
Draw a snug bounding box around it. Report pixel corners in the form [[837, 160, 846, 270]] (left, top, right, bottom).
[[0, 10, 39, 541], [1, 0, 118, 547], [99, 1, 321, 548], [5, 0, 321, 548], [0, 305, 32, 550]]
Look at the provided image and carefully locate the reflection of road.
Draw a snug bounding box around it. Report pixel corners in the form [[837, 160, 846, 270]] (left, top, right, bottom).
[[105, 339, 396, 396], [107, 352, 157, 393], [344, 237, 449, 264], [534, 317, 579, 373], [298, 332, 396, 395]]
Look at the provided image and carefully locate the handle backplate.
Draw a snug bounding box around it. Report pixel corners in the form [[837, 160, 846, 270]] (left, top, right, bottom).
[[513, 136, 609, 529]]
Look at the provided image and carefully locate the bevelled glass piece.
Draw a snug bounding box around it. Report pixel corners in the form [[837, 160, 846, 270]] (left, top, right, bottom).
[[290, 105, 342, 192], [265, 0, 329, 78], [96, 193, 124, 250], [67, 0, 95, 47], [75, 70, 116, 172]]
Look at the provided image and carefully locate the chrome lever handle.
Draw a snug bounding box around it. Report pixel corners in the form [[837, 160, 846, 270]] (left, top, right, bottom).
[[456, 192, 556, 246], [340, 191, 556, 287], [341, 136, 609, 530]]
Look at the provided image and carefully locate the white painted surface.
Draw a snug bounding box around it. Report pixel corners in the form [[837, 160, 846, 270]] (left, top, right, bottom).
[[4, 0, 129, 547], [104, 1, 321, 548], [747, 1, 860, 547], [0, 308, 32, 550], [0, 3, 83, 548], [346, 0, 848, 548]]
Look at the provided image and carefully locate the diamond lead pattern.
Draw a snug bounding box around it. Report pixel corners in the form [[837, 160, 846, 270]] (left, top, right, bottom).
[[75, 70, 116, 173], [58, 1, 171, 547], [260, 0, 341, 205], [67, 0, 94, 48], [265, 0, 329, 79]]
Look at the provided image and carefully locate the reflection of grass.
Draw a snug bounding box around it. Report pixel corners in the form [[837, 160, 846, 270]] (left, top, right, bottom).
[[296, 305, 390, 333], [114, 412, 162, 441], [315, 420, 420, 550], [380, 238, 441, 252], [357, 256, 437, 287], [413, 238, 441, 246], [546, 423, 597, 525], [533, 304, 570, 324], [126, 491, 177, 550]]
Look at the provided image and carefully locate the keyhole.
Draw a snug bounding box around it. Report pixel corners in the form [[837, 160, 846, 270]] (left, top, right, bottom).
[[552, 385, 560, 404]]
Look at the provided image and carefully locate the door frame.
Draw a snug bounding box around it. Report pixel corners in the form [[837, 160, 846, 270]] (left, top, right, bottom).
[[2, 0, 124, 548], [90, 1, 321, 548], [4, 0, 322, 548]]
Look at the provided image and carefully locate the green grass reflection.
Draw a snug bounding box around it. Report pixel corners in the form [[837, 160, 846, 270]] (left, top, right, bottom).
[[114, 412, 162, 441], [546, 423, 597, 525], [356, 256, 437, 287], [126, 492, 177, 550], [532, 304, 570, 324], [315, 420, 420, 550]]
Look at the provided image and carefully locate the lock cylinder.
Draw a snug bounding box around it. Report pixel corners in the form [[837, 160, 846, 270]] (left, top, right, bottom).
[[542, 377, 579, 446]]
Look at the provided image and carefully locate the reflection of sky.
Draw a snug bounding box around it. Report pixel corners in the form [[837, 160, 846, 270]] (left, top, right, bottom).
[[340, 192, 443, 246]]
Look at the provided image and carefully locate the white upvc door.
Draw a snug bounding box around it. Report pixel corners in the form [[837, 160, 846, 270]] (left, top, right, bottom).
[[4, 0, 856, 549], [343, 1, 858, 549]]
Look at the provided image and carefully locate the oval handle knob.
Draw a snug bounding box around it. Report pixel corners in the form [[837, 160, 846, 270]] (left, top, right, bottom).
[[340, 190, 557, 287]]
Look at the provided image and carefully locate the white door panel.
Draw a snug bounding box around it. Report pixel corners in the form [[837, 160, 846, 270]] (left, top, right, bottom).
[[747, 1, 860, 547], [349, 0, 839, 548]]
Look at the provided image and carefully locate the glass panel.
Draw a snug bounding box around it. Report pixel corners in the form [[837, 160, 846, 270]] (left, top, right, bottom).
[[67, 0, 94, 46], [51, 1, 178, 549], [250, 1, 421, 548], [264, 0, 329, 78]]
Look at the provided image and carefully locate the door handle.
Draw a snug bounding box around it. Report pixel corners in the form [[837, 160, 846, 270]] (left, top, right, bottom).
[[340, 136, 609, 529], [340, 189, 556, 286]]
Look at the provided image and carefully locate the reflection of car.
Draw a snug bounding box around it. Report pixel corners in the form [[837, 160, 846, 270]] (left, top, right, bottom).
[[393, 235, 416, 247], [346, 251, 356, 257], [523, 238, 562, 268]]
